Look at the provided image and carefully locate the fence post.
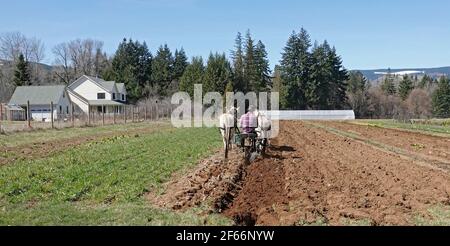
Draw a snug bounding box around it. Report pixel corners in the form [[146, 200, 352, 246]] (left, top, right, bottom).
[[0, 104, 2, 133], [102, 105, 105, 126], [132, 106, 135, 123], [144, 105, 147, 121], [124, 106, 127, 124], [0, 104, 3, 133], [138, 106, 141, 122], [87, 104, 91, 126], [113, 106, 116, 124], [27, 100, 31, 129], [50, 101, 54, 129], [71, 104, 75, 128], [156, 102, 159, 121]]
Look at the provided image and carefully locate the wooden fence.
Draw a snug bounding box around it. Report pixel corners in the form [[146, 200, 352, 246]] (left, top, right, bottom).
[[0, 101, 174, 134]]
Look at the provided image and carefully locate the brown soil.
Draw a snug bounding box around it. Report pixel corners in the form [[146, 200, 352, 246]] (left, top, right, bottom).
[[149, 148, 246, 212], [150, 121, 450, 226], [0, 124, 169, 165], [319, 121, 450, 169]]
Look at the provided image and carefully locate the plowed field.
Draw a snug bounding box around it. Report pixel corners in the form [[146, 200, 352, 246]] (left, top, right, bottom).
[[150, 121, 450, 225]]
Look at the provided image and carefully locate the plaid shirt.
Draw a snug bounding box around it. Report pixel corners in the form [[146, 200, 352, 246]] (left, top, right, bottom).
[[240, 112, 257, 133]]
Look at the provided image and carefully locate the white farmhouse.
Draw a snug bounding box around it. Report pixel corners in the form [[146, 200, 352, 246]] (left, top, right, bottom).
[[67, 75, 127, 114], [8, 85, 71, 122]]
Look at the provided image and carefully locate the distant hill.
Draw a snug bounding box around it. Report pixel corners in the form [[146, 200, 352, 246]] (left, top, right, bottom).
[[0, 59, 55, 102], [0, 59, 53, 72], [355, 67, 450, 81]]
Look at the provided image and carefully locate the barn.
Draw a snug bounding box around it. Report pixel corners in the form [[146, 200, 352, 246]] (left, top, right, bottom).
[[8, 85, 71, 122]]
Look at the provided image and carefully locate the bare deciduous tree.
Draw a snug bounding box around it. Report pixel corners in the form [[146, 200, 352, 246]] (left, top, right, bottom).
[[0, 32, 26, 61], [52, 43, 72, 84], [0, 67, 15, 102], [0, 32, 47, 97], [0, 32, 45, 65], [52, 39, 109, 83], [406, 89, 432, 119]]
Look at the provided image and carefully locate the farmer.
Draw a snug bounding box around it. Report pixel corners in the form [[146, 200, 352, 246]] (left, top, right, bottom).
[[239, 105, 258, 134]]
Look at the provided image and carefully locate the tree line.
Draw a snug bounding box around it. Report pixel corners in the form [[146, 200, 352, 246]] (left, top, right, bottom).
[[2, 29, 347, 107], [2, 30, 450, 119], [347, 70, 450, 119], [276, 28, 348, 110]]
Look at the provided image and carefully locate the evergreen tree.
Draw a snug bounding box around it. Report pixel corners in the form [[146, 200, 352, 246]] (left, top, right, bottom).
[[231, 32, 245, 92], [398, 74, 414, 100], [13, 53, 31, 86], [172, 48, 188, 81], [254, 40, 272, 93], [418, 74, 433, 89], [272, 65, 282, 93], [307, 42, 330, 109], [243, 30, 258, 92], [203, 53, 232, 94], [225, 81, 234, 94], [179, 56, 204, 97], [381, 69, 396, 95], [327, 45, 349, 109], [279, 28, 311, 109], [224, 81, 234, 106], [109, 38, 152, 101], [94, 48, 110, 78], [346, 71, 369, 118], [136, 41, 152, 90], [151, 44, 174, 96], [347, 71, 367, 94], [432, 76, 450, 118]]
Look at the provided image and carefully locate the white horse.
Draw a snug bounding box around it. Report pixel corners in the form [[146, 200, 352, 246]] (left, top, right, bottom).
[[254, 110, 272, 147], [219, 107, 238, 158]]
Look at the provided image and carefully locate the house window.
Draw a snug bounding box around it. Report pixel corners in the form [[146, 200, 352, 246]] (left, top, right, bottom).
[[113, 93, 116, 100], [59, 106, 62, 113], [97, 106, 103, 112], [66, 106, 69, 114], [122, 94, 125, 101], [97, 93, 106, 99]]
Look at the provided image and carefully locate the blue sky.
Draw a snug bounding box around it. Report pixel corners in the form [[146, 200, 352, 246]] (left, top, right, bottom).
[[1, 0, 449, 70]]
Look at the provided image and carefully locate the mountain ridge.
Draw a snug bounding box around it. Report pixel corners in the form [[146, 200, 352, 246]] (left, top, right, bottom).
[[354, 66, 450, 81]]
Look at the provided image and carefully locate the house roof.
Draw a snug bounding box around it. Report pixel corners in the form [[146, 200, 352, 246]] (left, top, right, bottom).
[[88, 100, 125, 106], [84, 75, 117, 92], [9, 85, 66, 106], [101, 81, 117, 92], [67, 88, 89, 104], [5, 105, 24, 111], [116, 83, 125, 93]]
